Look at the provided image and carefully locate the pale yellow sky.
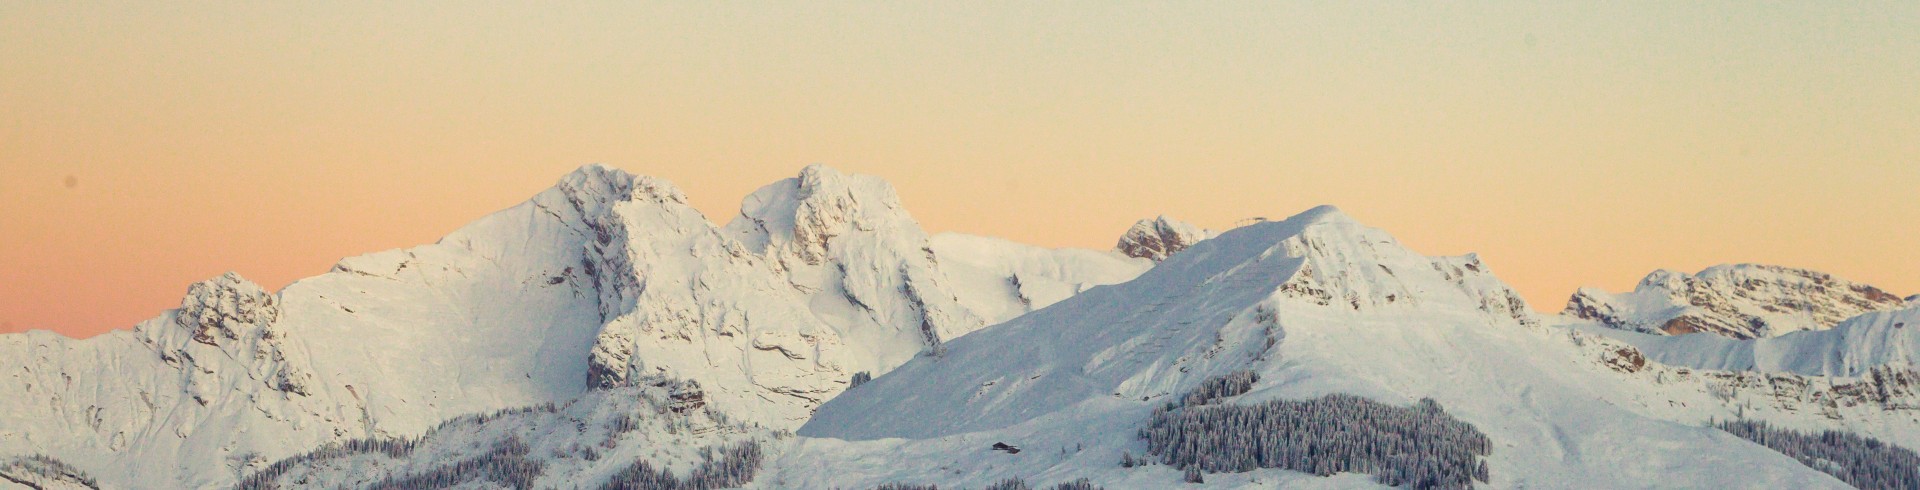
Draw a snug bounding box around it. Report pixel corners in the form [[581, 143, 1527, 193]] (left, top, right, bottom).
[[3, 2, 1916, 338]]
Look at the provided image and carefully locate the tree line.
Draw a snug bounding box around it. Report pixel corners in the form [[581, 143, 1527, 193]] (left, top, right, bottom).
[[1715, 418, 1920, 489], [1131, 371, 1491, 489]]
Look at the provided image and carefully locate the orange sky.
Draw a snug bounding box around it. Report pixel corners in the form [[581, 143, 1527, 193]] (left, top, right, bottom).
[[3, 2, 1916, 338]]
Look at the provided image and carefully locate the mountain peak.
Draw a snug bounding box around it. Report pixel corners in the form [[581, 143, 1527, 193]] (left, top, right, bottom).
[[796, 163, 849, 192], [1115, 215, 1209, 261], [1295, 204, 1356, 225], [168, 271, 279, 346], [559, 163, 685, 206], [729, 165, 910, 263], [1221, 206, 1534, 323]]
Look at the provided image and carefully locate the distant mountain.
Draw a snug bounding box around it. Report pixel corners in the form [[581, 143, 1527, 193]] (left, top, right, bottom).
[[1565, 264, 1908, 339], [1571, 304, 1920, 378], [1114, 216, 1209, 262]]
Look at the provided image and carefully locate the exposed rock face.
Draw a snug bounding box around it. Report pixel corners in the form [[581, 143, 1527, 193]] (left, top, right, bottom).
[[1115, 216, 1209, 262], [1565, 265, 1907, 339], [143, 272, 316, 399], [1264, 207, 1538, 327]]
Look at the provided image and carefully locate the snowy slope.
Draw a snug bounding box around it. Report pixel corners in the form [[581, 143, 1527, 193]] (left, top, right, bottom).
[[802, 206, 1896, 488], [931, 233, 1152, 326], [1565, 265, 1908, 339]]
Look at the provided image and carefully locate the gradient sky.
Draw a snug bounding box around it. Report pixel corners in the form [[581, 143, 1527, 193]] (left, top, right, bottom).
[[3, 2, 1917, 338]]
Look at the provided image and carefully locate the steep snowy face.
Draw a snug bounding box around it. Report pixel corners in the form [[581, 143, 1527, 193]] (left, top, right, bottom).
[[1114, 216, 1209, 262], [1565, 265, 1908, 339], [730, 163, 982, 348], [582, 164, 984, 430]]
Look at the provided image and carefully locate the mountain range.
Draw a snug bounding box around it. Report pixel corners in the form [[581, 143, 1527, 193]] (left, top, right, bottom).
[[3, 165, 1915, 489]]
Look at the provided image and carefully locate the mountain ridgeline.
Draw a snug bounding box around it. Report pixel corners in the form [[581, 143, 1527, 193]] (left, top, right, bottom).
[[2, 164, 1916, 489]]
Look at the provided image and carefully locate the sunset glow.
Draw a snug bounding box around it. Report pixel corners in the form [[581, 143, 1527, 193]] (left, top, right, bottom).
[[3, 2, 1916, 338]]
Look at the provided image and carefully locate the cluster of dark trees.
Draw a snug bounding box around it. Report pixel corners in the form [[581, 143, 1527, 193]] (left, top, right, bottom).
[[849, 371, 874, 390], [237, 386, 776, 490], [981, 477, 1102, 490], [237, 403, 565, 489], [236, 435, 424, 489], [367, 436, 544, 490], [412, 402, 560, 436], [1715, 419, 1920, 490], [868, 478, 1101, 490], [1134, 373, 1491, 489], [0, 454, 99, 489], [1176, 370, 1259, 407], [600, 440, 764, 490]]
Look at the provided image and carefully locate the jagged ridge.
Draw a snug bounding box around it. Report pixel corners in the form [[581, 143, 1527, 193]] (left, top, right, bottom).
[[1566, 264, 1908, 339]]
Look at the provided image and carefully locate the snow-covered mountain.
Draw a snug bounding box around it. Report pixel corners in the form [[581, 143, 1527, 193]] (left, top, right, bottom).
[[5, 165, 1917, 489], [1565, 265, 1908, 339]]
